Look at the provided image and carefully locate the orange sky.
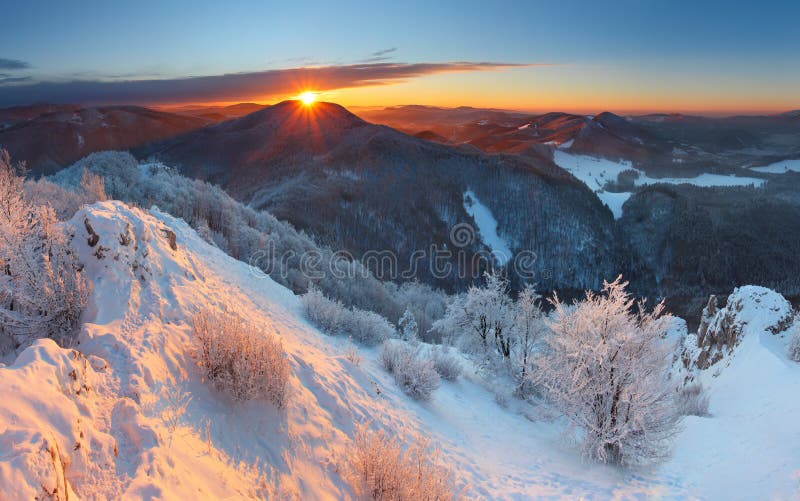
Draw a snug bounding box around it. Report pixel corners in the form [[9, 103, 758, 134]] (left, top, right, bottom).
[[159, 66, 798, 116]]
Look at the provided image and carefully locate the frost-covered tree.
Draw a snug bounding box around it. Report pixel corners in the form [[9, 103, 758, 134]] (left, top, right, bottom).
[[511, 285, 543, 397], [79, 167, 107, 203], [432, 271, 513, 369], [0, 150, 88, 351], [535, 276, 679, 465], [398, 308, 419, 342]]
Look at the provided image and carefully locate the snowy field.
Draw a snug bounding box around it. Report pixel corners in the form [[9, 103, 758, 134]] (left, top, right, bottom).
[[1, 201, 799, 499], [553, 151, 766, 218], [749, 158, 800, 174]]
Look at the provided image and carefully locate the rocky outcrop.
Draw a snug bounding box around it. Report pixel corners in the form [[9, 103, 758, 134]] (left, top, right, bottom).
[[688, 286, 794, 369]]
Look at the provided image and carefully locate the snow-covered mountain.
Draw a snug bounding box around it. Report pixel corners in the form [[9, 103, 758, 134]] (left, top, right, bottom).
[[2, 201, 799, 499]]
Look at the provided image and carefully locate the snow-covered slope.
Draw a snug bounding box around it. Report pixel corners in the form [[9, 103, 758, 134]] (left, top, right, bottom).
[[463, 190, 512, 265], [1, 201, 799, 499], [0, 201, 405, 499], [667, 287, 800, 499]]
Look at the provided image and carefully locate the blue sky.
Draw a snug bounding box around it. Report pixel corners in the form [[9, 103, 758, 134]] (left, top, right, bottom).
[[1, 0, 798, 113]]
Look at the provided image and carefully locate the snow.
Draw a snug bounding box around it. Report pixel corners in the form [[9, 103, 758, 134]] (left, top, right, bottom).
[[598, 191, 634, 219], [517, 123, 531, 130], [665, 286, 800, 500], [648, 172, 765, 188], [553, 151, 766, 219], [749, 158, 800, 174], [2, 201, 799, 499], [463, 190, 512, 265]]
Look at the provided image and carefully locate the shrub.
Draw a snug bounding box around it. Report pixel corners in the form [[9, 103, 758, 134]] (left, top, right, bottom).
[[535, 276, 679, 465], [192, 309, 290, 407], [301, 288, 344, 334], [345, 308, 395, 346], [380, 341, 441, 401], [431, 348, 461, 381], [302, 288, 394, 346], [344, 338, 362, 366], [344, 423, 454, 501], [787, 320, 800, 362], [396, 357, 439, 401], [0, 150, 89, 352], [676, 382, 710, 417], [380, 340, 413, 374]]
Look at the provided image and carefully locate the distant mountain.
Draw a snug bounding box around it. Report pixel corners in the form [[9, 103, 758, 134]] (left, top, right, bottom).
[[358, 105, 654, 162], [141, 100, 624, 293], [0, 105, 212, 175], [361, 105, 800, 178], [165, 102, 269, 121]]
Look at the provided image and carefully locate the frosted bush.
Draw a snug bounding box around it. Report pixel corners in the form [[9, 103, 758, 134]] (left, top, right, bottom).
[[535, 276, 680, 465], [787, 320, 800, 362], [380, 340, 413, 374], [398, 356, 440, 401], [345, 308, 395, 345], [676, 382, 710, 417], [192, 309, 290, 407], [301, 288, 344, 334], [380, 341, 441, 400], [302, 288, 394, 345], [431, 348, 462, 381], [344, 423, 454, 501]]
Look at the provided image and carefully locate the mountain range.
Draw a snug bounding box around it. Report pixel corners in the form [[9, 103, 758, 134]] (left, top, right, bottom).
[[2, 100, 799, 317]]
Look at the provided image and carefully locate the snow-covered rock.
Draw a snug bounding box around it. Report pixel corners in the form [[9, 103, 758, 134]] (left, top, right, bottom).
[[690, 286, 793, 369]]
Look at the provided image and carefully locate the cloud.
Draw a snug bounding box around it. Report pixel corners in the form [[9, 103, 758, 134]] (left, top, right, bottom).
[[0, 58, 30, 70], [0, 76, 31, 84], [362, 47, 399, 63], [372, 48, 397, 57], [0, 61, 541, 106]]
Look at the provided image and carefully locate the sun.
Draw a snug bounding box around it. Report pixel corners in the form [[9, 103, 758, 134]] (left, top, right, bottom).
[[298, 91, 317, 106]]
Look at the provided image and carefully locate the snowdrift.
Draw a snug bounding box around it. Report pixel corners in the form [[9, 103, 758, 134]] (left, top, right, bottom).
[[1, 201, 799, 499]]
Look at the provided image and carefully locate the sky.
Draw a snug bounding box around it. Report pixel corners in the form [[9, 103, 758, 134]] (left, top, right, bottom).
[[0, 0, 798, 114]]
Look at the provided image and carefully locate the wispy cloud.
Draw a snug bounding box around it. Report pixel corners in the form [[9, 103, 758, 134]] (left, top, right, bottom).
[[0, 61, 542, 106], [0, 58, 30, 70], [362, 47, 399, 62], [372, 48, 397, 58], [0, 75, 31, 84]]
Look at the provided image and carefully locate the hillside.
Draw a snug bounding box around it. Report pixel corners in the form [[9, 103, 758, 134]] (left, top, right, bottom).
[[1, 201, 798, 499], [140, 100, 622, 293], [0, 106, 212, 176]]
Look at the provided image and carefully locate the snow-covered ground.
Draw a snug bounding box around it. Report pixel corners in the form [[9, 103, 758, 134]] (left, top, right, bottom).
[[667, 286, 800, 499], [749, 158, 800, 174], [553, 151, 766, 218], [463, 190, 512, 265], [1, 201, 799, 499]]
